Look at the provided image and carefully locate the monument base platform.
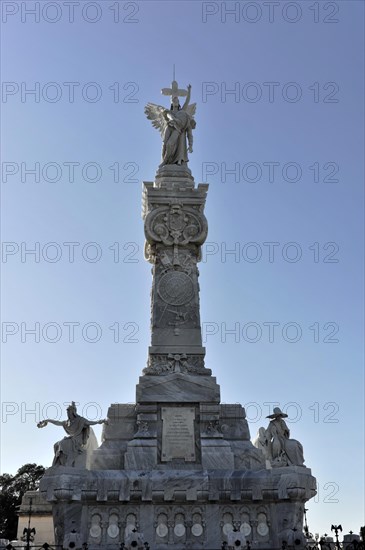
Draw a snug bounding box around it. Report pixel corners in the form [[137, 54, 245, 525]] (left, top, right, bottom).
[[40, 400, 316, 550]]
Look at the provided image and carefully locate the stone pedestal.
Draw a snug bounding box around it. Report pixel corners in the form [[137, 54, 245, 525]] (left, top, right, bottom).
[[41, 459, 316, 549], [39, 166, 316, 549]]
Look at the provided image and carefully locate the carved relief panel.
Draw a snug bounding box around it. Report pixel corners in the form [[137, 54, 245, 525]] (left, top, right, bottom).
[[154, 505, 206, 546]]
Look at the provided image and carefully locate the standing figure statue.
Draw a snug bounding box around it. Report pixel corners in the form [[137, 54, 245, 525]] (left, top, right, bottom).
[[145, 80, 196, 167], [37, 401, 107, 467], [265, 407, 305, 467]]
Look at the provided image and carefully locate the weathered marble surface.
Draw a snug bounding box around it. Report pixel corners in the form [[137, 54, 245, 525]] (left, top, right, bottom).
[[38, 89, 317, 548], [39, 398, 316, 547], [142, 171, 210, 383], [154, 164, 195, 189], [136, 372, 220, 403], [200, 438, 235, 469], [40, 463, 316, 548]]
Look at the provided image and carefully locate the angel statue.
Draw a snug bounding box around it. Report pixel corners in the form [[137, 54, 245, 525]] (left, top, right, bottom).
[[145, 81, 196, 167]]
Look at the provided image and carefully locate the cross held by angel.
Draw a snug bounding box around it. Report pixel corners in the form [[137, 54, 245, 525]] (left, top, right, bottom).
[[145, 80, 197, 168]]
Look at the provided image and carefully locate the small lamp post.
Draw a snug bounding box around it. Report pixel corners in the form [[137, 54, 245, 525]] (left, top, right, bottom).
[[22, 498, 36, 550], [304, 508, 312, 539], [331, 525, 342, 550]]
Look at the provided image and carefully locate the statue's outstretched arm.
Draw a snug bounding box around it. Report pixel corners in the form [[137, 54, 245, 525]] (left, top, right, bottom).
[[86, 419, 108, 426], [182, 84, 191, 110]]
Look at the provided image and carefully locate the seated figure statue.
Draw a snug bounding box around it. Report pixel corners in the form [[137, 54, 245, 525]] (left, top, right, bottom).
[[253, 427, 270, 457], [265, 407, 305, 467], [253, 426, 272, 469], [37, 401, 107, 467]]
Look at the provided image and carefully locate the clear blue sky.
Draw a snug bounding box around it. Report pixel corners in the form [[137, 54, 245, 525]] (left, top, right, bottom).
[[1, 0, 364, 538]]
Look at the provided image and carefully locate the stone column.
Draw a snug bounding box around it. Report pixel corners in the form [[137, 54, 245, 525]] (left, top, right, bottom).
[[136, 165, 221, 405], [142, 166, 210, 376]]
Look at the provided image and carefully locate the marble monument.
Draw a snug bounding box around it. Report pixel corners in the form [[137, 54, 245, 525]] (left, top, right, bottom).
[[39, 80, 317, 550]]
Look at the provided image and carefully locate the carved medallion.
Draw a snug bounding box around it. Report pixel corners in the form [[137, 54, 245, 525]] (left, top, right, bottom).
[[257, 523, 269, 536], [89, 525, 101, 538], [223, 523, 234, 535], [107, 524, 119, 538], [156, 524, 168, 538], [174, 524, 186, 537], [158, 271, 194, 306], [192, 523, 203, 537], [145, 204, 207, 247], [240, 523, 251, 536]]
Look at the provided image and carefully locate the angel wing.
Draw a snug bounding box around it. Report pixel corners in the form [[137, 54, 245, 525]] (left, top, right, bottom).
[[184, 102, 197, 118], [144, 103, 168, 137]]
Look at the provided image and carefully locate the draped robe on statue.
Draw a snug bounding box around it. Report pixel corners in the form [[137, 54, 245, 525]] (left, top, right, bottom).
[[266, 417, 305, 466], [161, 109, 193, 166], [53, 416, 90, 467]]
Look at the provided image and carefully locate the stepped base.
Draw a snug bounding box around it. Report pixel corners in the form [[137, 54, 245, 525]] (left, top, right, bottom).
[[40, 400, 316, 549]]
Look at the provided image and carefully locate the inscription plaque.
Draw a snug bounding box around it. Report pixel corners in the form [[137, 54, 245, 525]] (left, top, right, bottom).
[[161, 407, 196, 461]]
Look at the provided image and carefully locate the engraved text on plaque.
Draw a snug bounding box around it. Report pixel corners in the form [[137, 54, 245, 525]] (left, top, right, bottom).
[[161, 407, 196, 462]]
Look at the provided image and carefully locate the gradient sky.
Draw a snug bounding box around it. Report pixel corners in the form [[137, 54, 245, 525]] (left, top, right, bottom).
[[1, 0, 364, 538]]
